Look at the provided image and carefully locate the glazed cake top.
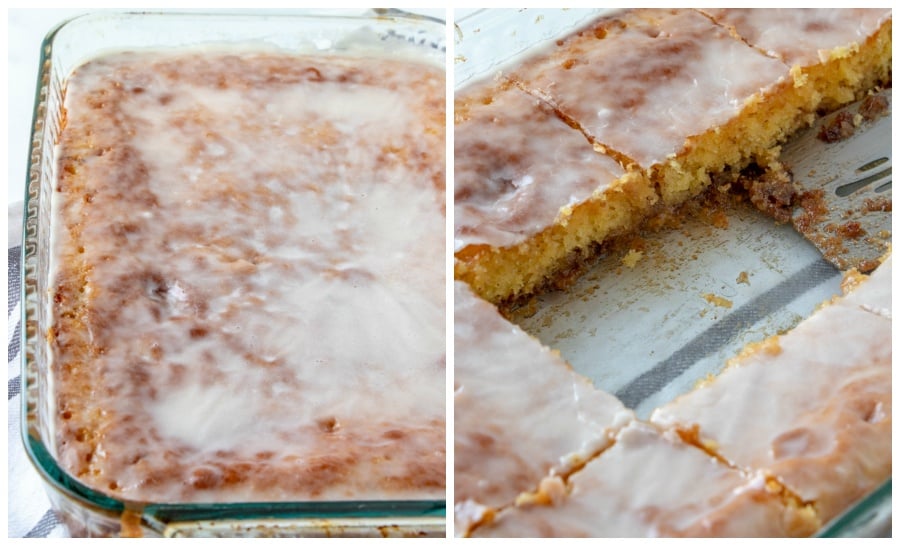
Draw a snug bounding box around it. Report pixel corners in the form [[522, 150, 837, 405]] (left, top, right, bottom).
[[452, 6, 892, 536], [507, 8, 791, 169], [50, 50, 445, 503], [471, 421, 817, 538], [454, 83, 627, 251], [454, 281, 633, 533], [699, 8, 892, 67], [651, 257, 892, 521]]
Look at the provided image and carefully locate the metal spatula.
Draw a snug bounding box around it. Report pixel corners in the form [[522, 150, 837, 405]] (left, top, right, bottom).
[[781, 89, 892, 273]]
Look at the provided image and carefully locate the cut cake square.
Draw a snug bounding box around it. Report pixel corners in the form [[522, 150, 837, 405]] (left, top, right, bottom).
[[470, 421, 819, 537], [454, 281, 633, 535], [651, 255, 892, 522]]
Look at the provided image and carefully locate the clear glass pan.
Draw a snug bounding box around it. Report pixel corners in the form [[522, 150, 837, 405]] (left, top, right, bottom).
[[21, 9, 446, 538]]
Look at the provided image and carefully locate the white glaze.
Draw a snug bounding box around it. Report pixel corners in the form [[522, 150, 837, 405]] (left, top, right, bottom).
[[454, 84, 626, 250], [454, 281, 633, 533], [472, 422, 815, 537], [50, 50, 445, 502], [508, 8, 791, 168], [700, 8, 892, 67]]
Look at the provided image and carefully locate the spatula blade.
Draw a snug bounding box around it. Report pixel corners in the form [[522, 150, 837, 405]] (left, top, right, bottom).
[[782, 89, 891, 273]]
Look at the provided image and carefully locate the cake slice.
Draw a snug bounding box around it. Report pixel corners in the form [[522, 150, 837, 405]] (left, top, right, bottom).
[[470, 421, 819, 537], [455, 8, 891, 304], [454, 281, 633, 535], [454, 81, 655, 304], [699, 8, 892, 112], [507, 8, 799, 206], [651, 255, 892, 523]]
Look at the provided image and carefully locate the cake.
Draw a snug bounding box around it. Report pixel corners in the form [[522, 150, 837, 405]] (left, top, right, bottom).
[[454, 8, 891, 537], [454, 7, 892, 305], [470, 422, 819, 538], [49, 50, 445, 503], [456, 253, 892, 536], [454, 281, 633, 535], [651, 255, 892, 524], [454, 80, 655, 305], [698, 8, 892, 113]]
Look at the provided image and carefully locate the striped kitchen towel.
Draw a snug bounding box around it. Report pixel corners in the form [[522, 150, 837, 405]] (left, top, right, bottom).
[[8, 202, 67, 538]]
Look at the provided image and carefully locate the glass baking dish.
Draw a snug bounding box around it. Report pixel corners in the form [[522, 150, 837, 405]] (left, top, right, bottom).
[[454, 8, 890, 538], [21, 9, 446, 537]]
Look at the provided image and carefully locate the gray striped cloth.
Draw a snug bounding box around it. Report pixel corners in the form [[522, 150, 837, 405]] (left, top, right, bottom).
[[8, 202, 67, 538]]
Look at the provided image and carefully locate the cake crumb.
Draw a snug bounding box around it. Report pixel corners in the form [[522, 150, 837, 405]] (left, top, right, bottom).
[[856, 258, 881, 274], [765, 477, 785, 495], [738, 162, 796, 224], [120, 509, 144, 538], [515, 476, 567, 507], [818, 110, 856, 142], [709, 209, 729, 229], [835, 221, 866, 239], [760, 337, 783, 356], [621, 249, 643, 268], [694, 373, 717, 389], [703, 293, 733, 309], [736, 271, 750, 285], [789, 64, 808, 87], [840, 267, 868, 294], [862, 197, 891, 213], [859, 92, 889, 120]]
